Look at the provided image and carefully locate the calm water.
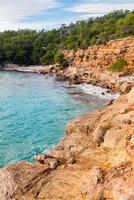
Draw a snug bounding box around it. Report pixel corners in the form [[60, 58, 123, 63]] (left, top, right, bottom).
[[0, 71, 107, 167]]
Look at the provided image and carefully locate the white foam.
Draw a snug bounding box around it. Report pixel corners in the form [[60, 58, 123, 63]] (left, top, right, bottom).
[[77, 84, 120, 100], [117, 76, 134, 83]]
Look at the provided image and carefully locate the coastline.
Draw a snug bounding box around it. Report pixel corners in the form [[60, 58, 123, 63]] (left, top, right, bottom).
[[2, 63, 134, 95], [1, 65, 46, 74], [0, 87, 134, 200], [2, 36, 134, 94], [0, 36, 134, 199], [1, 65, 121, 100]]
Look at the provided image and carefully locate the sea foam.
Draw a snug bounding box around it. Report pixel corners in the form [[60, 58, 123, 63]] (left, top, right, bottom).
[[77, 84, 120, 100]]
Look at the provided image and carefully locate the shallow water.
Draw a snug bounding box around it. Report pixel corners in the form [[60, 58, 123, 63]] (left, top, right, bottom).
[[0, 71, 108, 167]]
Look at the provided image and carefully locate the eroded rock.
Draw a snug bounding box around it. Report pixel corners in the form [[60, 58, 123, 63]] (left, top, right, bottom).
[[35, 154, 60, 169]]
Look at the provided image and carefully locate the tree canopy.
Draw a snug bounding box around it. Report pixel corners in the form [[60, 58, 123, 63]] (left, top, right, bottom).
[[0, 10, 134, 67]]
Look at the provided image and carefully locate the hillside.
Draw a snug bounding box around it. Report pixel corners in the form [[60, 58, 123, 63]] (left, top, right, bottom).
[[0, 10, 134, 66]]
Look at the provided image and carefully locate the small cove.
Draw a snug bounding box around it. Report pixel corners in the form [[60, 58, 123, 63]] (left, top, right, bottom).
[[0, 71, 109, 167]]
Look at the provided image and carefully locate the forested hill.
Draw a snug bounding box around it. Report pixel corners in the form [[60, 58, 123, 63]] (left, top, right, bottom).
[[0, 10, 134, 66]]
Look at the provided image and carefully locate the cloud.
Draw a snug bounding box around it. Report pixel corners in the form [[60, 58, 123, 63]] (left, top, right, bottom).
[[0, 14, 95, 31], [0, 0, 61, 31], [0, 0, 133, 31], [0, 21, 60, 32], [66, 1, 134, 14]]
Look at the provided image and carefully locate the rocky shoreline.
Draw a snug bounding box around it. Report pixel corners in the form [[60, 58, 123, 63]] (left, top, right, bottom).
[[3, 62, 134, 95], [3, 37, 134, 94], [41, 36, 134, 94], [0, 36, 134, 200], [0, 87, 134, 200]]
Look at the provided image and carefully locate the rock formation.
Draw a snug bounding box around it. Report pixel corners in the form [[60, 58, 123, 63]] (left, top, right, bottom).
[[0, 87, 134, 200], [41, 36, 134, 93]]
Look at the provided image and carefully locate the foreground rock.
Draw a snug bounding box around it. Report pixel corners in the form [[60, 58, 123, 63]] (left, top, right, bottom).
[[0, 88, 134, 200]]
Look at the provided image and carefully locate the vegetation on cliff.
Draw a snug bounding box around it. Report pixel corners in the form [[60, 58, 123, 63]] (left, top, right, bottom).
[[0, 10, 134, 67], [110, 59, 128, 72]]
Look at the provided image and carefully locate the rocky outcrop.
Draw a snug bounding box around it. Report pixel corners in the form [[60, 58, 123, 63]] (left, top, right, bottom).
[[0, 87, 134, 200], [64, 37, 134, 71], [40, 36, 134, 93], [63, 36, 134, 93]]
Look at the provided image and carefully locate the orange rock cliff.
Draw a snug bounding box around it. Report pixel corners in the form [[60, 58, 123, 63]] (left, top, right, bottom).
[[41, 36, 134, 93]]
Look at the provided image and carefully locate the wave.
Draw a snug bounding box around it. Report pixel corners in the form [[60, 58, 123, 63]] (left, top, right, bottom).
[[77, 84, 120, 100]]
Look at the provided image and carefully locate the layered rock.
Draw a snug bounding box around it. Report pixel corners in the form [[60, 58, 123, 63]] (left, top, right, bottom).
[[0, 88, 134, 200]]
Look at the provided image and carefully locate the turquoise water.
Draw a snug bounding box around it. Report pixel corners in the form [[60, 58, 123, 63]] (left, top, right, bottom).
[[0, 71, 107, 167]]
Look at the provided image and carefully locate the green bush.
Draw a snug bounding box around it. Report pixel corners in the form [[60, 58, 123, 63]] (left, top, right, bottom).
[[54, 51, 64, 64], [54, 51, 69, 69], [110, 59, 128, 72], [40, 51, 54, 65]]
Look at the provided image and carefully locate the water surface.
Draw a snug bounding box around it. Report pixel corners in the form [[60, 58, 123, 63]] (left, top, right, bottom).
[[0, 71, 107, 167]]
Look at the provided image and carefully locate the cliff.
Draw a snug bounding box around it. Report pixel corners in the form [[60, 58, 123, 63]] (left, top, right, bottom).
[[0, 87, 134, 200], [41, 36, 134, 93]]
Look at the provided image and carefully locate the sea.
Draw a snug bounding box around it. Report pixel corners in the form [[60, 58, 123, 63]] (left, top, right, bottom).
[[0, 71, 117, 167]]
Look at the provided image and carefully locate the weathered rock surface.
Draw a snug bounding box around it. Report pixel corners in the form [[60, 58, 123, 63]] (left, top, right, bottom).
[[0, 87, 134, 200], [63, 36, 134, 93], [40, 36, 134, 93]]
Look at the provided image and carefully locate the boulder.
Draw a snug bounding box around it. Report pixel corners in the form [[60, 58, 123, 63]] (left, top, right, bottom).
[[35, 154, 60, 169], [103, 128, 125, 149]]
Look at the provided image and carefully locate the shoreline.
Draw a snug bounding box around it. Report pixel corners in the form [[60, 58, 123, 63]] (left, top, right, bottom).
[[0, 65, 46, 74], [1, 65, 121, 101], [2, 64, 134, 94], [0, 71, 111, 168], [0, 87, 133, 200], [0, 36, 134, 199]]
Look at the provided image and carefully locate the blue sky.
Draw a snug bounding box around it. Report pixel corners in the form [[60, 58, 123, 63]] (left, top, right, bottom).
[[0, 0, 134, 31]]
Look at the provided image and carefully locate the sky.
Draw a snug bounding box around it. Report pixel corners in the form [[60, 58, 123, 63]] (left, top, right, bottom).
[[0, 0, 134, 31]]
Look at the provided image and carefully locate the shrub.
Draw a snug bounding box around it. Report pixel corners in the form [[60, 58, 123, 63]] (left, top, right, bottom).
[[54, 51, 69, 69], [40, 51, 54, 65], [110, 59, 128, 72], [54, 51, 64, 64]]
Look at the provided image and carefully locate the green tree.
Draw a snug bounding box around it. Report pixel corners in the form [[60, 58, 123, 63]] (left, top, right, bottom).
[[40, 51, 54, 65], [116, 12, 134, 36], [0, 49, 6, 68], [0, 10, 133, 66]]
